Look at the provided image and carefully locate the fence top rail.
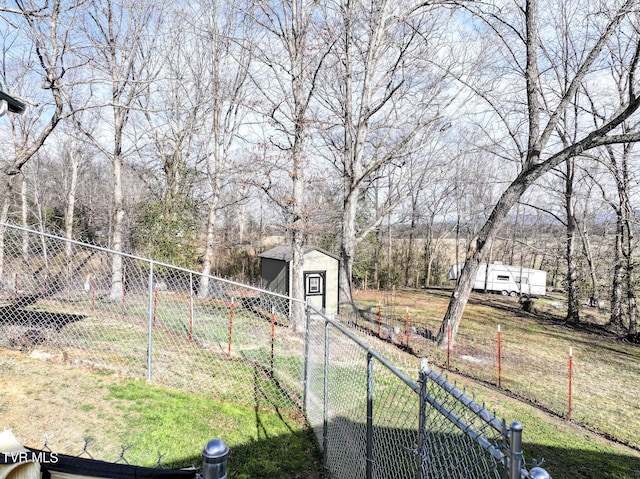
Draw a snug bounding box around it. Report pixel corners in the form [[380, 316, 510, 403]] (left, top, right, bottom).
[[423, 360, 505, 435], [421, 390, 506, 463], [310, 305, 420, 394], [419, 359, 508, 463], [0, 222, 304, 305]]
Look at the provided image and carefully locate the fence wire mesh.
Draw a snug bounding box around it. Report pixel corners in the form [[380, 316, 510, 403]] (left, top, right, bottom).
[[0, 224, 304, 411], [304, 307, 546, 479], [304, 310, 418, 479], [1, 224, 549, 478], [417, 365, 505, 479]]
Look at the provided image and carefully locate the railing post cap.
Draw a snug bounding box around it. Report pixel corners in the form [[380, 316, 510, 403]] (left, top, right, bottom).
[[202, 439, 229, 464], [510, 421, 523, 432], [528, 467, 551, 479], [420, 357, 429, 372]]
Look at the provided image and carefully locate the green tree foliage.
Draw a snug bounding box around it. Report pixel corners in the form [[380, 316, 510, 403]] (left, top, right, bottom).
[[132, 200, 198, 268]]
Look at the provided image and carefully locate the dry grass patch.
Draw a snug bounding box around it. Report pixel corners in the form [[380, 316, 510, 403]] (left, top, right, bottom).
[[353, 287, 640, 449], [0, 348, 128, 459]]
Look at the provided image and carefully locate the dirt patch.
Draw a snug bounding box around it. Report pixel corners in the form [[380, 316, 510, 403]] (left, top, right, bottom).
[[0, 347, 129, 460]]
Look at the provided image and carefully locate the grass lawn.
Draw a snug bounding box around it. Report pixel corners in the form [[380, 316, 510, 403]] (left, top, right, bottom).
[[2, 286, 640, 478], [449, 368, 640, 479], [0, 348, 325, 479]]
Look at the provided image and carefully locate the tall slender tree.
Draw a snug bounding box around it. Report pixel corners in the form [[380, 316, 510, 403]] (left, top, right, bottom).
[[600, 143, 639, 335], [75, 0, 164, 300], [249, 0, 330, 329], [318, 0, 454, 309], [438, 0, 640, 346], [195, 0, 254, 297]]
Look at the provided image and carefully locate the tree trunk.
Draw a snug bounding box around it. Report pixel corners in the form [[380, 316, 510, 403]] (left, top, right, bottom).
[[437, 177, 530, 346], [454, 210, 461, 284], [288, 0, 308, 332], [424, 222, 434, 287], [339, 188, 358, 308], [611, 215, 624, 328], [580, 229, 599, 307], [565, 159, 580, 323], [21, 173, 29, 261], [565, 217, 579, 322], [199, 140, 222, 298], [64, 150, 79, 260], [198, 199, 218, 298], [0, 176, 15, 278], [404, 197, 418, 287], [289, 137, 306, 332], [626, 253, 637, 335], [110, 148, 125, 301], [623, 191, 637, 335]]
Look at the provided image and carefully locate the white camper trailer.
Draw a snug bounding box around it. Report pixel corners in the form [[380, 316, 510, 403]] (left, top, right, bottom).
[[449, 262, 547, 297]]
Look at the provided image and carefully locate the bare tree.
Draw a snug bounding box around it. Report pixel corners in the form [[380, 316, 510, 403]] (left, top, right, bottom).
[[131, 6, 208, 266], [249, 0, 330, 330], [193, 0, 254, 297], [598, 143, 639, 336], [318, 0, 454, 309], [402, 151, 441, 287], [583, 17, 640, 337], [62, 143, 82, 258], [563, 158, 581, 322], [438, 0, 640, 346], [0, 0, 82, 279], [374, 143, 451, 288], [74, 0, 164, 300], [419, 166, 457, 287], [571, 164, 610, 312], [531, 157, 606, 321]]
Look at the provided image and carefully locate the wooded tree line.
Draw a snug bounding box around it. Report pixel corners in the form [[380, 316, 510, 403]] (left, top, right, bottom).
[[1, 0, 640, 343]]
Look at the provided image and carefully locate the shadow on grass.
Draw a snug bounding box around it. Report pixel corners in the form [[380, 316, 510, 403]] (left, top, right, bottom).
[[0, 304, 85, 349], [156, 365, 325, 479], [525, 441, 640, 479], [0, 306, 85, 330], [161, 429, 326, 479], [105, 353, 326, 479], [159, 415, 640, 479]]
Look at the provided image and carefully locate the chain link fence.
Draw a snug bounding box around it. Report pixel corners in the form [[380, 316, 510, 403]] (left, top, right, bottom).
[[0, 223, 304, 412], [0, 223, 549, 478], [304, 306, 549, 479]]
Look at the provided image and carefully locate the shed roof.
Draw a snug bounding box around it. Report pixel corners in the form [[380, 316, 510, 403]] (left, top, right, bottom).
[[259, 245, 340, 262]]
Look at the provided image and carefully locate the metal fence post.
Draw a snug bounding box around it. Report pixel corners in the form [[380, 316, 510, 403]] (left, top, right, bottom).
[[303, 302, 311, 414], [323, 319, 330, 470], [509, 422, 523, 479], [366, 352, 374, 479], [146, 260, 154, 382], [416, 358, 428, 479], [202, 438, 229, 479], [189, 272, 194, 341]]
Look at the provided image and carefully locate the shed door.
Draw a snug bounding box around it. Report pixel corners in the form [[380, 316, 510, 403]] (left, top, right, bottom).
[[304, 271, 326, 311]]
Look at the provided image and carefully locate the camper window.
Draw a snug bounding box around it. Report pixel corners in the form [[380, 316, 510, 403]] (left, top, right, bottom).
[[497, 275, 510, 281]]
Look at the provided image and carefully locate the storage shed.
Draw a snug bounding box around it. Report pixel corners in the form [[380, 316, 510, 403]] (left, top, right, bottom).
[[259, 245, 340, 315]]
